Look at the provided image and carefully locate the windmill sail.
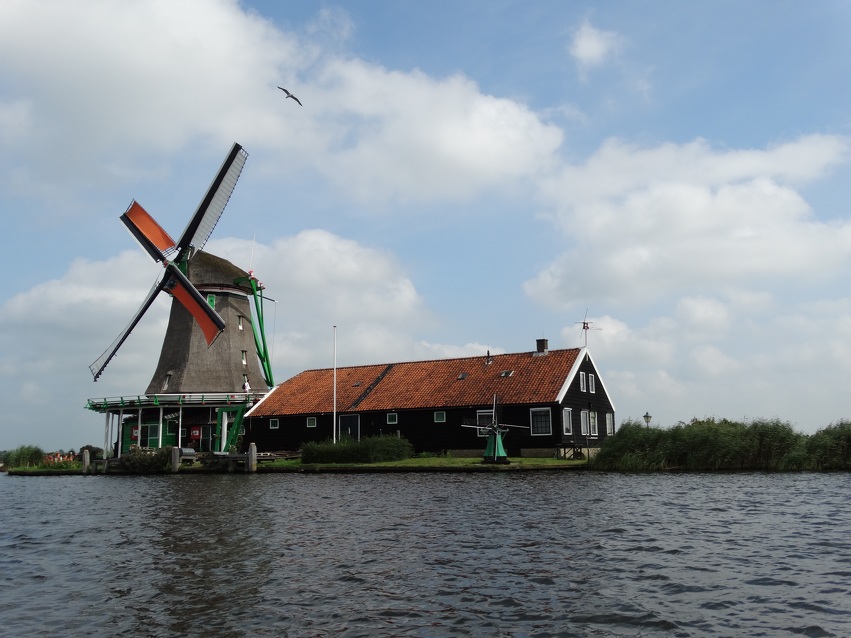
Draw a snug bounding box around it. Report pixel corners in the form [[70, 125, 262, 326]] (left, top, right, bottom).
[[120, 200, 176, 262], [89, 266, 226, 381], [89, 275, 168, 381], [174, 143, 248, 259]]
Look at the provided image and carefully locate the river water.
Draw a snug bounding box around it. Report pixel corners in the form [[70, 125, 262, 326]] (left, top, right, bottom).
[[1, 471, 849, 637]]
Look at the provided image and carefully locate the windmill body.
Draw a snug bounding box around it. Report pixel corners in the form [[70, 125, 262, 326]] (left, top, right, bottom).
[[146, 251, 266, 395]]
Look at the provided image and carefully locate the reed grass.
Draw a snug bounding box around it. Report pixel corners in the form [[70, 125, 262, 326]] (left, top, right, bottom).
[[590, 417, 851, 472]]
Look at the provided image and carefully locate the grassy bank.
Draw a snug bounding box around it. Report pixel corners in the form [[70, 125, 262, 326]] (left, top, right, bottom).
[[257, 456, 585, 472], [5, 455, 586, 475]]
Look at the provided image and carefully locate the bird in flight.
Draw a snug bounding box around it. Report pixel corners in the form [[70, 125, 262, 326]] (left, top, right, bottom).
[[277, 86, 302, 106]]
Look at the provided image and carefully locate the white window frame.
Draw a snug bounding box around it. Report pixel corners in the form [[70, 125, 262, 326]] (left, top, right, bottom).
[[434, 411, 446, 423], [387, 413, 398, 425], [579, 371, 587, 392], [269, 418, 279, 430], [476, 409, 493, 437], [306, 416, 317, 428], [589, 411, 598, 436], [606, 413, 614, 435], [562, 408, 572, 435], [589, 374, 596, 394], [530, 407, 552, 436], [580, 410, 589, 435]]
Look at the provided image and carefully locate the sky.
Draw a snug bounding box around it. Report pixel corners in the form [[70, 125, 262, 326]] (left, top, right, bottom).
[[2, 0, 851, 451]]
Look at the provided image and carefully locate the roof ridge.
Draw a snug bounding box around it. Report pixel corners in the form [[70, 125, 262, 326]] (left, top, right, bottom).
[[298, 347, 583, 374]]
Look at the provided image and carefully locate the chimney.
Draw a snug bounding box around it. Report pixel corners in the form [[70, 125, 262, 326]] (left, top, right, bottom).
[[535, 338, 548, 355]]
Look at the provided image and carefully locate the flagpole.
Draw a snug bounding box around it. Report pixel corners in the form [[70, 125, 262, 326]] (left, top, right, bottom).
[[333, 325, 337, 444]]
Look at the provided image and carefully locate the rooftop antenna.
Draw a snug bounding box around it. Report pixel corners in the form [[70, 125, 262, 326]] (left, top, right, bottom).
[[248, 233, 256, 271], [576, 308, 601, 347]]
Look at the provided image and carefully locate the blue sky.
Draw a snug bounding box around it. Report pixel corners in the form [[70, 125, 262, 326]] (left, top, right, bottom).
[[2, 1, 851, 450]]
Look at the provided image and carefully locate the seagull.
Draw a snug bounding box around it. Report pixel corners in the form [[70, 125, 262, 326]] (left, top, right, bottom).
[[277, 86, 302, 106]]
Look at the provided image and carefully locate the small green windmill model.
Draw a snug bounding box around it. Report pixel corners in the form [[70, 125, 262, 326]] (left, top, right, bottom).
[[462, 395, 529, 464]]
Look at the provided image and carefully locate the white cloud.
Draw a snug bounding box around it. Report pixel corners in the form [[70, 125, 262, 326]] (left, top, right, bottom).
[[676, 296, 730, 341], [311, 60, 563, 204], [569, 19, 623, 76], [689, 344, 741, 378], [525, 135, 851, 308]]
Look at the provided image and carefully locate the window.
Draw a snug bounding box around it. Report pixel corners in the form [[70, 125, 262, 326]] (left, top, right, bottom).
[[580, 371, 587, 392], [269, 418, 279, 430], [562, 408, 572, 435], [207, 294, 216, 309], [589, 412, 598, 436], [530, 408, 552, 436], [306, 416, 317, 428], [606, 413, 614, 435], [580, 410, 589, 435], [434, 411, 446, 423], [457, 372, 469, 380], [589, 374, 596, 393], [241, 350, 247, 366], [238, 315, 244, 331], [387, 413, 398, 425], [476, 409, 493, 437], [180, 427, 187, 439], [167, 422, 177, 436], [161, 373, 171, 392], [500, 370, 514, 377]]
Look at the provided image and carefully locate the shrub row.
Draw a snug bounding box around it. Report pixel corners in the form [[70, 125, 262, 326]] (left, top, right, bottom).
[[2, 445, 46, 469], [117, 446, 173, 473], [301, 435, 414, 464], [591, 418, 851, 472]]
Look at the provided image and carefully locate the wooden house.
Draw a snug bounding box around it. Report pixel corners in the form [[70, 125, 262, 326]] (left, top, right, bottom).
[[244, 339, 616, 457]]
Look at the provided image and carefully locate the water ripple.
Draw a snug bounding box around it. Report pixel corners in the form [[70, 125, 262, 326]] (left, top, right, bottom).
[[2, 472, 851, 636]]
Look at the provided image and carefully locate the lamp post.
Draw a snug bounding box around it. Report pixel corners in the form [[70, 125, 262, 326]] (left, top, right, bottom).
[[643, 412, 652, 427]]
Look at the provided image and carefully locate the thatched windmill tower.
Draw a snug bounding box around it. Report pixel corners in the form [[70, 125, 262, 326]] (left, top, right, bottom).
[[144, 250, 267, 394]]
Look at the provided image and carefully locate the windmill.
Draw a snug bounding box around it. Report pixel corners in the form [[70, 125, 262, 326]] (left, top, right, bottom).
[[462, 394, 529, 464], [87, 143, 275, 455]]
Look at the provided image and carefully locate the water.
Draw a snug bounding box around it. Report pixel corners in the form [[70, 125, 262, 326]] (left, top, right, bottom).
[[1, 471, 849, 637]]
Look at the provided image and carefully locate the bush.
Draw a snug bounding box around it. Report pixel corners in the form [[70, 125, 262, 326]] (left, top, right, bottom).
[[805, 420, 851, 470], [301, 435, 414, 464], [118, 447, 173, 473], [590, 417, 804, 472], [4, 445, 46, 469]]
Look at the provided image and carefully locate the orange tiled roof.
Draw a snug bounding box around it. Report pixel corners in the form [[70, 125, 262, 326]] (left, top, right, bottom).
[[250, 348, 582, 416]]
